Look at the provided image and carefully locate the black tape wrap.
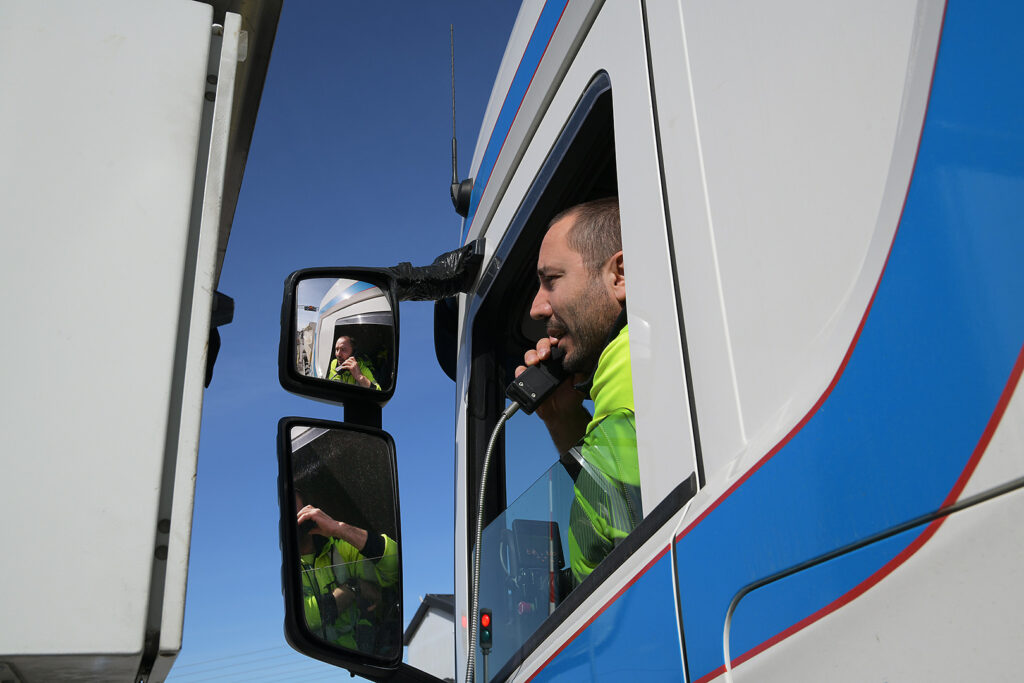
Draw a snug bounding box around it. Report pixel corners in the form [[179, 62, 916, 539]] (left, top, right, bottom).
[[389, 240, 483, 301]]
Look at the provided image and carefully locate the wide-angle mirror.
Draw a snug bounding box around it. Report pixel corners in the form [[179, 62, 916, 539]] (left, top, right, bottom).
[[278, 418, 404, 671], [280, 269, 399, 407]]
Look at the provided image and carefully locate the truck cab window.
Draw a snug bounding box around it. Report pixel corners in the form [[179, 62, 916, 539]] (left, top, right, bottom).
[[466, 76, 644, 679]]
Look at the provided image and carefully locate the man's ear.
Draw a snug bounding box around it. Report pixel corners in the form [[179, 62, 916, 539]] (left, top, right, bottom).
[[606, 250, 625, 303]]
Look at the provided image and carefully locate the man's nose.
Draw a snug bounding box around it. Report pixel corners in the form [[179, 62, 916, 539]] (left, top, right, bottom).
[[530, 289, 551, 320]]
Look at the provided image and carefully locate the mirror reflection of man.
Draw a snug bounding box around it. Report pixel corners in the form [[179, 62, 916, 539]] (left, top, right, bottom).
[[294, 463, 398, 654], [327, 335, 380, 390], [516, 197, 640, 585]]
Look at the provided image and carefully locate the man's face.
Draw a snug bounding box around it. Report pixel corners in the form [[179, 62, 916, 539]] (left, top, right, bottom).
[[530, 213, 621, 373], [334, 337, 353, 361]]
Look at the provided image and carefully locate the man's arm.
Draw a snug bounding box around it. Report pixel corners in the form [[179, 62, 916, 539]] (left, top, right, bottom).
[[328, 583, 358, 615], [535, 382, 591, 453], [340, 357, 373, 389], [371, 534, 400, 587], [298, 505, 369, 551], [297, 504, 393, 568], [516, 336, 591, 453], [357, 358, 382, 390]]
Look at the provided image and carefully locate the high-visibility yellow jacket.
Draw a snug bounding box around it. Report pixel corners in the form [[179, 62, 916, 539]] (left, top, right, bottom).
[[327, 357, 380, 390], [300, 533, 398, 649], [567, 324, 641, 584]]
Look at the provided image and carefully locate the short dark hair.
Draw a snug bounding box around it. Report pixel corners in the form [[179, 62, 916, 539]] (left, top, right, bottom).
[[550, 196, 621, 272]]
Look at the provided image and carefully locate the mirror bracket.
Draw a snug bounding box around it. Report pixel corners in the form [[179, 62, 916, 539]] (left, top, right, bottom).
[[388, 238, 484, 302], [344, 402, 382, 430]]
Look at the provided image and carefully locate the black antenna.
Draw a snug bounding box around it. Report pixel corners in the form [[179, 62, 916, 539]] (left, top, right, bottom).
[[450, 25, 458, 190], [450, 24, 473, 218]]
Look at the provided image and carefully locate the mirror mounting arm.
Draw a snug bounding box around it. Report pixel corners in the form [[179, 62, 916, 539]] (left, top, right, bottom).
[[344, 402, 382, 430], [388, 239, 484, 302]]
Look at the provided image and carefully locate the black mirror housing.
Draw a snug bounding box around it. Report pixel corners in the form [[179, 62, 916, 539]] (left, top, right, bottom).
[[279, 268, 399, 407], [278, 416, 405, 678], [278, 417, 446, 682]]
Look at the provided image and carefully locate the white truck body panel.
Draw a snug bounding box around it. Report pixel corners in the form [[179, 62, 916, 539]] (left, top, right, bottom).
[[1, 0, 213, 658], [0, 1, 276, 680]]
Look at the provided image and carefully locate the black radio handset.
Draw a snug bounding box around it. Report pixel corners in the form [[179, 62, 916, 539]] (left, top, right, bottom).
[[506, 346, 570, 414]]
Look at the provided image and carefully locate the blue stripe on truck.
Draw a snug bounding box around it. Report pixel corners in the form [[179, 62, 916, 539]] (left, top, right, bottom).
[[462, 0, 570, 239], [676, 2, 1024, 679]]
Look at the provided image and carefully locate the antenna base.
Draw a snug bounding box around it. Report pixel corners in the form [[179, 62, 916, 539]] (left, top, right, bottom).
[[451, 178, 474, 217]]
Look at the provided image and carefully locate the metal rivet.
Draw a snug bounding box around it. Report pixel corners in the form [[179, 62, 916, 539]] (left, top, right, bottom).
[[155, 545, 168, 560], [157, 519, 171, 534], [207, 74, 218, 85], [204, 91, 216, 102]]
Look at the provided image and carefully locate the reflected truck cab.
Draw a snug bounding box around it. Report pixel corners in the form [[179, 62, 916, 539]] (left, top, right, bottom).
[[313, 278, 393, 386]]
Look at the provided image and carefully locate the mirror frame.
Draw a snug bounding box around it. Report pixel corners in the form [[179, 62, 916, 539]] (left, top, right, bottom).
[[279, 267, 399, 407], [277, 416, 412, 679]]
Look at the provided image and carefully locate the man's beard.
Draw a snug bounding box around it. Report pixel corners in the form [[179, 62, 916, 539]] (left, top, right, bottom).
[[550, 276, 620, 374]]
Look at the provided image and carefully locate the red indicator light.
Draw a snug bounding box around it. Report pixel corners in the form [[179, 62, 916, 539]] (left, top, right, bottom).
[[479, 608, 493, 652]]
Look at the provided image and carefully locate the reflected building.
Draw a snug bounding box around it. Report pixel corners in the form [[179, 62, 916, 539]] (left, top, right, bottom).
[[404, 594, 455, 682], [297, 322, 315, 376]]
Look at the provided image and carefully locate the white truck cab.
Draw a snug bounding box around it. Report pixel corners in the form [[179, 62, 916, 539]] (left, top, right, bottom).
[[275, 1, 1024, 681]]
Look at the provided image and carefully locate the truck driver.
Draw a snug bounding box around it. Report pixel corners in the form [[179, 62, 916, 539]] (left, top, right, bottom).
[[516, 196, 641, 585]]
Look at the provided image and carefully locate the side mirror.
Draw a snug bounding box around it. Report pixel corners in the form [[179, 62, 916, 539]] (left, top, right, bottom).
[[278, 417, 406, 677], [279, 269, 399, 406]]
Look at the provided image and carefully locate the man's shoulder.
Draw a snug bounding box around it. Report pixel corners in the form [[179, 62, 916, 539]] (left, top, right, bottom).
[[600, 325, 629, 364], [584, 408, 636, 442]]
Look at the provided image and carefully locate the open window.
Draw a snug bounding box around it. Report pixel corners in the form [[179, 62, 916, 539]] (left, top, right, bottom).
[[465, 74, 629, 680]]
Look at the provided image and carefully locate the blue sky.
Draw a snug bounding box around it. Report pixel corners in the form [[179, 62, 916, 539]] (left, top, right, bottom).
[[169, 3, 521, 681]]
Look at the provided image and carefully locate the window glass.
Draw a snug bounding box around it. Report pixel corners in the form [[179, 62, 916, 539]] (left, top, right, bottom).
[[478, 404, 641, 678], [475, 462, 576, 676], [506, 387, 595, 505], [505, 406, 559, 503]]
